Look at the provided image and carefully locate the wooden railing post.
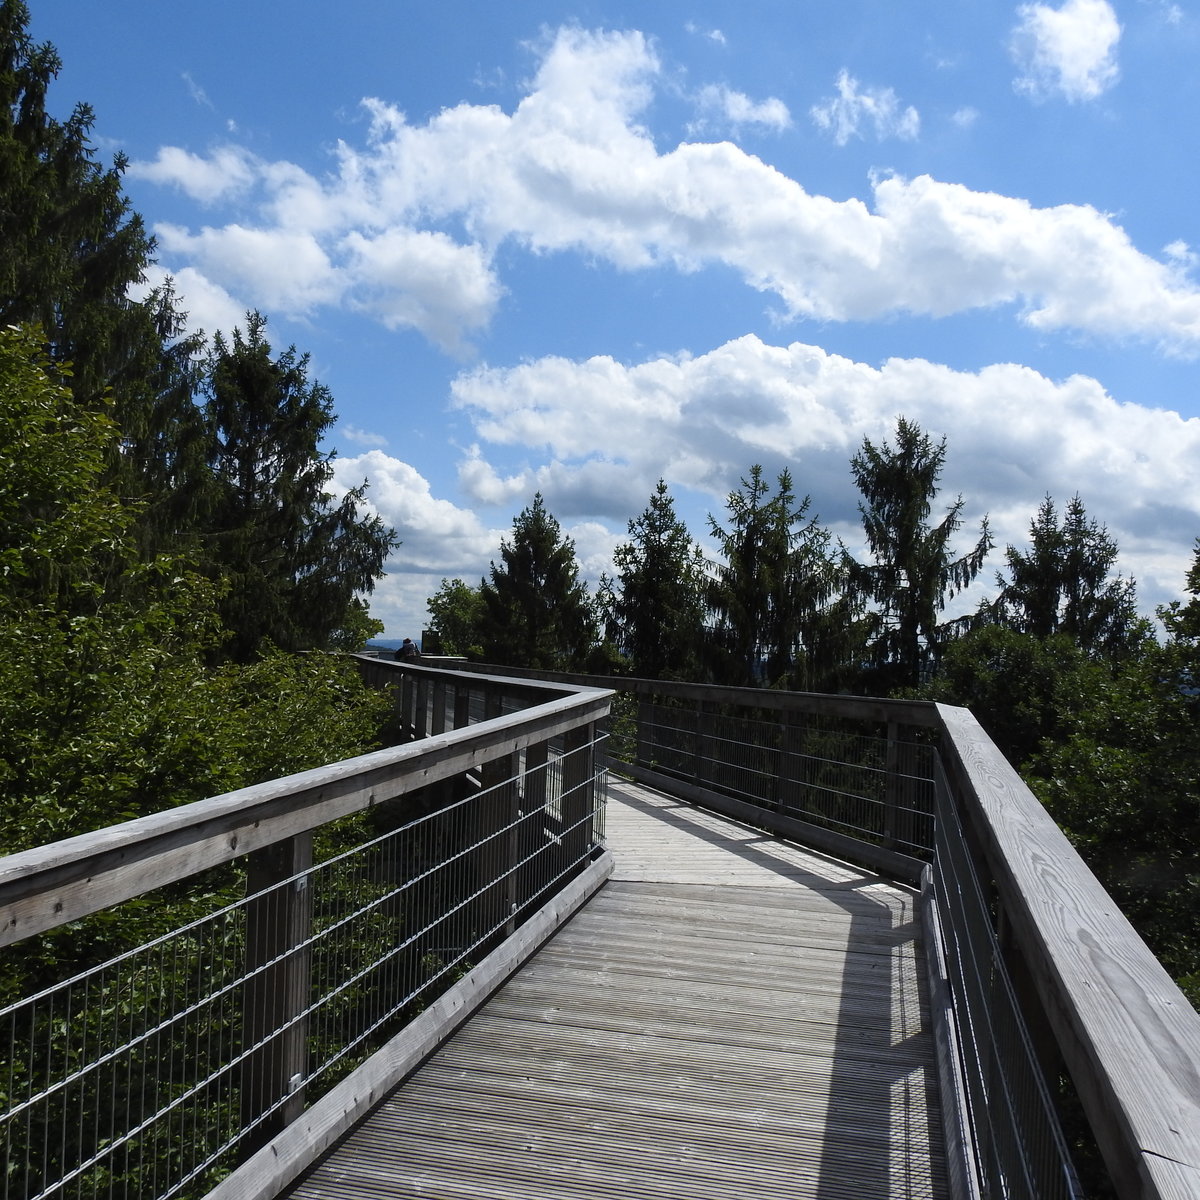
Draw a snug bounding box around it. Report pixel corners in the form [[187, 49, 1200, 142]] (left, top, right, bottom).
[[692, 701, 712, 785], [474, 687, 518, 937], [561, 722, 596, 867], [884, 720, 901, 848], [776, 708, 804, 815], [635, 695, 650, 768], [241, 832, 313, 1150], [399, 670, 417, 738], [430, 679, 447, 735], [414, 675, 430, 738], [519, 740, 550, 911]]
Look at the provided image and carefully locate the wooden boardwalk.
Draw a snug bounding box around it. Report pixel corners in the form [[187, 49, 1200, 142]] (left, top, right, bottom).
[[286, 776, 947, 1199]]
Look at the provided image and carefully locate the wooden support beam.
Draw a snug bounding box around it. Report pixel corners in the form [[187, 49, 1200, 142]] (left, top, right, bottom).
[[241, 833, 313, 1150]]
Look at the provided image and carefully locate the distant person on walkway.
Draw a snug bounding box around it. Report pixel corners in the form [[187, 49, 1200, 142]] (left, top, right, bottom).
[[395, 637, 419, 662]]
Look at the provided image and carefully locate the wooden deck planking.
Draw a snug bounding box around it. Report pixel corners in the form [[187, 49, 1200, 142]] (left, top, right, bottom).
[[286, 776, 946, 1200]]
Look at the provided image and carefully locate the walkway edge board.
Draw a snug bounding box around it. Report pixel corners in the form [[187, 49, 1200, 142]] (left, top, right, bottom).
[[201, 851, 614, 1200]]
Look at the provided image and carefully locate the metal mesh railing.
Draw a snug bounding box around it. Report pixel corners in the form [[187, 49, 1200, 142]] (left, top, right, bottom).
[[927, 755, 1082, 1200], [1, 729, 606, 1200], [631, 696, 936, 858]]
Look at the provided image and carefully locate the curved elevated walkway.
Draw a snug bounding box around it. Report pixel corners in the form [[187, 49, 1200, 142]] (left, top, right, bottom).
[[285, 776, 946, 1199]]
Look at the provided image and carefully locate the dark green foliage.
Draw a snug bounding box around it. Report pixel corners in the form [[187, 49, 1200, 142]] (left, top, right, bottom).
[[1025, 641, 1199, 1009], [0, 0, 207, 540], [921, 624, 1107, 772], [612, 480, 707, 679], [0, 326, 390, 850], [847, 417, 991, 691], [706, 466, 841, 687], [997, 494, 1141, 657], [923, 555, 1200, 1009], [197, 313, 397, 661], [0, 1, 148, 393], [478, 494, 596, 671]]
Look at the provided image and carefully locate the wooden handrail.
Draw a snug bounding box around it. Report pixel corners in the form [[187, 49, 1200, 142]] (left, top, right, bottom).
[[0, 675, 610, 947], [936, 703, 1200, 1200]]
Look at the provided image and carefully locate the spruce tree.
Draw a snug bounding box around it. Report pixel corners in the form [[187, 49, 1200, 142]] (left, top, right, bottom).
[[0, 1, 206, 548], [612, 480, 706, 679], [479, 494, 595, 670], [198, 313, 396, 661], [999, 494, 1140, 658], [847, 417, 991, 691], [707, 466, 837, 687]]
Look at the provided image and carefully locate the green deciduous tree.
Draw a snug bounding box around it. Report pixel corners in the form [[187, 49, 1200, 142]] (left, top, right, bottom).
[[611, 480, 706, 679], [198, 313, 397, 661], [921, 624, 1105, 769], [426, 577, 485, 657], [1025, 640, 1199, 1007], [923, 545, 1200, 1007], [478, 494, 596, 671], [847, 417, 991, 692], [997, 494, 1140, 657]]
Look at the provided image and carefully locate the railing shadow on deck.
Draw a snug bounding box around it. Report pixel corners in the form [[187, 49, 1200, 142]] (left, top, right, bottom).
[[1, 657, 1199, 1200], [608, 777, 934, 1200]]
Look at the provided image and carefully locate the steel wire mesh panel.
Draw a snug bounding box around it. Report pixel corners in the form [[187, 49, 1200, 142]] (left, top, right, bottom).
[[930, 757, 1081, 1200], [632, 698, 936, 856], [1, 739, 606, 1200]]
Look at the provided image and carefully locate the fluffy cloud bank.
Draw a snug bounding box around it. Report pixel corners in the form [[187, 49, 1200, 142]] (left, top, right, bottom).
[[449, 335, 1200, 610], [131, 25, 1200, 352]]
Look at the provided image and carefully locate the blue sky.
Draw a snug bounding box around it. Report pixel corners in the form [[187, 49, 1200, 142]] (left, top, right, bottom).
[[32, 0, 1200, 637]]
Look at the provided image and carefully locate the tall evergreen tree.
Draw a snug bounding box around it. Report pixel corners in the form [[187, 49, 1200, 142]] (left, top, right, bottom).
[[998, 494, 1140, 658], [478, 494, 595, 670], [706, 466, 837, 687], [612, 480, 706, 679], [0, 0, 147, 385], [0, 2, 206, 549], [198, 313, 396, 661], [0, 324, 389, 848], [847, 417, 991, 691]]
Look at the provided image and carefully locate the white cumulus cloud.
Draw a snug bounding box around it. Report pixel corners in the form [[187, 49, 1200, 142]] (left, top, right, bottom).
[[332, 450, 500, 573], [130, 24, 1200, 354], [1011, 0, 1121, 102], [129, 145, 257, 205]]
